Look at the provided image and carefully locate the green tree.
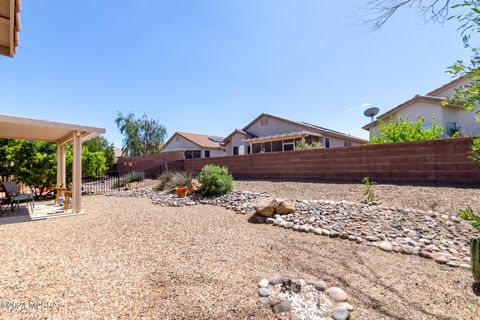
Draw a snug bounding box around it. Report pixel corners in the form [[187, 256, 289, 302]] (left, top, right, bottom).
[[371, 117, 444, 144], [83, 136, 115, 169], [66, 147, 107, 180], [115, 111, 167, 157]]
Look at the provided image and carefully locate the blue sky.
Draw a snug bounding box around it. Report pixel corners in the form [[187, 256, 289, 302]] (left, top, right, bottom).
[[1, 1, 469, 147]]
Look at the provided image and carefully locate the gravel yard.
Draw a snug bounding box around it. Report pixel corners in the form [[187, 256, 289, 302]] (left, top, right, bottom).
[[0, 196, 478, 319], [234, 180, 480, 215]]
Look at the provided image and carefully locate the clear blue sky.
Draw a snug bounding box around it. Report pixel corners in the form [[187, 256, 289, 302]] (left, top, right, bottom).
[[1, 1, 469, 147]]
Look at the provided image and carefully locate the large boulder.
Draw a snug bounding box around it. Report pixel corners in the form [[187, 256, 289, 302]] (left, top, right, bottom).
[[253, 197, 296, 217], [253, 197, 277, 217], [187, 179, 202, 196], [275, 199, 296, 215]]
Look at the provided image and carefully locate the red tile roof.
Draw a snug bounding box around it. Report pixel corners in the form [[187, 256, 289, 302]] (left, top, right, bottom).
[[166, 132, 225, 150]]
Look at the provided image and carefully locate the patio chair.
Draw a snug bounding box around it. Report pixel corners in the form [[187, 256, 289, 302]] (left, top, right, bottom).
[[1, 181, 35, 213]]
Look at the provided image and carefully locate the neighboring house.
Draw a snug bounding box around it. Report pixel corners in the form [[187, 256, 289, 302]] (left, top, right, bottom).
[[223, 113, 367, 156], [163, 132, 226, 159], [363, 77, 479, 139]]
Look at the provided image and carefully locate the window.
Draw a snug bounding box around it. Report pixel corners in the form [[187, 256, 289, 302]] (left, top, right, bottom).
[[445, 122, 458, 136], [283, 139, 295, 151], [262, 142, 272, 152], [260, 117, 269, 127], [344, 141, 352, 147], [204, 150, 210, 158], [325, 138, 330, 148], [185, 150, 201, 159], [252, 143, 262, 153], [272, 141, 283, 152], [233, 146, 239, 155]]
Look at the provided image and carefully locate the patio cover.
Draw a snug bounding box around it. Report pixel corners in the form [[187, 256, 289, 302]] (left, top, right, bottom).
[[0, 114, 106, 213], [0, 0, 20, 57]]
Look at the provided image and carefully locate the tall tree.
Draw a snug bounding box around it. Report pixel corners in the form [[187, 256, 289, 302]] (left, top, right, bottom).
[[362, 0, 455, 30], [83, 136, 115, 169], [115, 112, 167, 157]]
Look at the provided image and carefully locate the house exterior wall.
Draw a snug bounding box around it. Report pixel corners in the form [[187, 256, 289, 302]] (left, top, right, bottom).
[[246, 115, 307, 137], [368, 101, 480, 139], [163, 134, 225, 158], [225, 132, 248, 156]]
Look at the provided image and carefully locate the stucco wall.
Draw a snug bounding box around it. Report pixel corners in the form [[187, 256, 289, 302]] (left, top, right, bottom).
[[225, 132, 248, 156], [163, 135, 200, 152]]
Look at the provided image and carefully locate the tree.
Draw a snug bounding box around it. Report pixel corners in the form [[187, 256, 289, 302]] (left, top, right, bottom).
[[66, 146, 107, 180], [83, 136, 115, 169], [362, 0, 455, 30], [371, 116, 444, 144], [115, 112, 167, 157]]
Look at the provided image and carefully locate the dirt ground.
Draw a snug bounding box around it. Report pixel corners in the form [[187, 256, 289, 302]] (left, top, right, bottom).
[[0, 196, 478, 319], [234, 180, 480, 215]]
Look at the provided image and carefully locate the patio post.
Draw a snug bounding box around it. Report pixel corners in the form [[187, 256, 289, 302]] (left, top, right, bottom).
[[72, 131, 82, 213], [56, 142, 66, 186]]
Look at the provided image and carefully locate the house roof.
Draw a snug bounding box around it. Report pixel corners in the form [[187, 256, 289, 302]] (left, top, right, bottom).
[[243, 113, 368, 144], [244, 130, 322, 143], [164, 132, 226, 150], [223, 129, 256, 143], [362, 78, 466, 131], [0, 0, 21, 57]]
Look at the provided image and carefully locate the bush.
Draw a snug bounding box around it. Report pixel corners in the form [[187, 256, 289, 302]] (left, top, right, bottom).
[[371, 116, 444, 144], [154, 171, 193, 193], [197, 165, 233, 197]]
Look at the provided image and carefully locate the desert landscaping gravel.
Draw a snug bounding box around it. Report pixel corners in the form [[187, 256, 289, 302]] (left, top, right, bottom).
[[234, 180, 480, 214], [0, 196, 479, 319]]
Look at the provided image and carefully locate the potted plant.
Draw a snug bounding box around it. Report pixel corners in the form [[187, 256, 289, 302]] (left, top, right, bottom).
[[458, 206, 480, 290], [175, 186, 186, 198]]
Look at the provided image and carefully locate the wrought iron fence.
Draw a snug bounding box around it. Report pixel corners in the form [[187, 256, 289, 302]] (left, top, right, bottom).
[[82, 166, 162, 195]]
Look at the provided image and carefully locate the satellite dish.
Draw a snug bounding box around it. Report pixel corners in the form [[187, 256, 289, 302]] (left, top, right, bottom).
[[364, 107, 379, 121]]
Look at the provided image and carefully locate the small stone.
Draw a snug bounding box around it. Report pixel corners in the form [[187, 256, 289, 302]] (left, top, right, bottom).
[[406, 230, 419, 238], [258, 296, 270, 305], [258, 288, 270, 297], [313, 228, 323, 235], [460, 263, 471, 270], [269, 298, 281, 307], [447, 261, 459, 268], [329, 231, 340, 238], [272, 300, 292, 314], [332, 307, 350, 320], [322, 229, 331, 236], [326, 287, 349, 302], [378, 241, 393, 252], [258, 279, 269, 288], [269, 275, 284, 285], [282, 279, 302, 293], [338, 302, 354, 311], [348, 235, 356, 241], [366, 236, 380, 242], [401, 245, 413, 255], [434, 255, 449, 264], [419, 251, 433, 259], [339, 232, 349, 239], [312, 280, 327, 291], [266, 218, 275, 224]]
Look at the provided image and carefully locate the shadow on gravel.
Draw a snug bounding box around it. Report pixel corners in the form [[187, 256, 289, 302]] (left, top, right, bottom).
[[473, 283, 480, 296]]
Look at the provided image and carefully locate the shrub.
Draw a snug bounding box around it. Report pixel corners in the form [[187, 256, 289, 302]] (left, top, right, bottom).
[[459, 206, 480, 231], [371, 116, 444, 144], [362, 177, 376, 203], [296, 140, 321, 150], [154, 171, 193, 193], [197, 165, 233, 197]]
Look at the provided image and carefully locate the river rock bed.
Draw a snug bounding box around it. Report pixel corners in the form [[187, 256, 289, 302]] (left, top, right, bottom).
[[106, 188, 475, 268], [257, 276, 352, 320]]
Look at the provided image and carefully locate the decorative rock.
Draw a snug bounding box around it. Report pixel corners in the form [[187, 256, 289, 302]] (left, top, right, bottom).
[[406, 230, 419, 238], [366, 236, 380, 242], [266, 218, 275, 224], [269, 275, 284, 285], [275, 199, 296, 215], [330, 231, 340, 238], [312, 280, 327, 291], [253, 198, 277, 217], [378, 241, 393, 252], [258, 288, 270, 297], [326, 287, 349, 302], [258, 296, 270, 305], [322, 229, 331, 236], [258, 279, 269, 288], [419, 251, 433, 259], [272, 300, 292, 314], [282, 279, 302, 293], [348, 235, 357, 241], [447, 261, 459, 268], [338, 302, 354, 311], [340, 232, 349, 239], [401, 245, 413, 255], [313, 228, 323, 235], [332, 307, 350, 320], [434, 255, 449, 264]]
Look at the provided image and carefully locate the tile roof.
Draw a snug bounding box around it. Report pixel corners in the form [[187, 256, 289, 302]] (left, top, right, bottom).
[[169, 132, 226, 150]]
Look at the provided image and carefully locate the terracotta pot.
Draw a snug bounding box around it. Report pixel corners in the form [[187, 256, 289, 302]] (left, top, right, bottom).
[[175, 186, 186, 198]]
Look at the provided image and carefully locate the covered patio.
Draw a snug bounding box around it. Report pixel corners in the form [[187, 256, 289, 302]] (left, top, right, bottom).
[[0, 114, 105, 215]]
